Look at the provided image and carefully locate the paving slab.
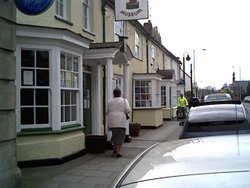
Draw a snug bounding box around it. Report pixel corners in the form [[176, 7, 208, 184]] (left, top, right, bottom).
[[20, 120, 181, 188]]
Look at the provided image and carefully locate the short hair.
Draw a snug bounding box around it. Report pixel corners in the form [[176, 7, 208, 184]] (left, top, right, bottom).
[[113, 88, 121, 97]]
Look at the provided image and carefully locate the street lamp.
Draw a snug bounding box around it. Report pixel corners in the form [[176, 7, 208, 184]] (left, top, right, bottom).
[[193, 49, 206, 96], [183, 51, 191, 94]]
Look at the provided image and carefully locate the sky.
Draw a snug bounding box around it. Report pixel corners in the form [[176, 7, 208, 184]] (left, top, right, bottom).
[[140, 0, 250, 89]]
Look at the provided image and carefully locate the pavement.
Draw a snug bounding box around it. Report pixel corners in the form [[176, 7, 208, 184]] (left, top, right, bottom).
[[20, 120, 182, 188]]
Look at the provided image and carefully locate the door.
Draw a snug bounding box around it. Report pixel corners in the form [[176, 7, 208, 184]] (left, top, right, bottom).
[[83, 73, 92, 134]]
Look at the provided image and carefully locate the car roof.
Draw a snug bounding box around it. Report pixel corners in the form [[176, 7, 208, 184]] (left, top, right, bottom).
[[188, 103, 245, 123], [114, 135, 250, 187], [204, 93, 232, 102]]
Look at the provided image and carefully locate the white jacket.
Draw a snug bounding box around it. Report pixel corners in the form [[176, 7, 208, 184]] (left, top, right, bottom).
[[107, 97, 131, 128]]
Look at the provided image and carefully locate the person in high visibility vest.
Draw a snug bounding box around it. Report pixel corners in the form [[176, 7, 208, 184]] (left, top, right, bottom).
[[177, 94, 188, 120], [177, 94, 188, 107]]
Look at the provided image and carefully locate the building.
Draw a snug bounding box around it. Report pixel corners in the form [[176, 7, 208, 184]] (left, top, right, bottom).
[[230, 72, 249, 100], [14, 0, 187, 163]]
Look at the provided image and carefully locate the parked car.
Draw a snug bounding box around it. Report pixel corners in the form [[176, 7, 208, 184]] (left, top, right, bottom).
[[204, 93, 232, 102], [179, 101, 250, 139], [244, 96, 250, 103], [111, 134, 250, 188]]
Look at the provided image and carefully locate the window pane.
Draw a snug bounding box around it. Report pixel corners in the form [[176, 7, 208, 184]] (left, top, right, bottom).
[[66, 72, 72, 87], [65, 91, 70, 105], [37, 70, 49, 86], [65, 106, 70, 121], [37, 51, 49, 68], [36, 89, 48, 105], [21, 108, 34, 124], [73, 57, 78, 71], [72, 106, 76, 121], [67, 56, 72, 70], [21, 89, 34, 105], [71, 91, 76, 104], [61, 91, 64, 105], [61, 53, 66, 69], [36, 107, 49, 124], [73, 74, 79, 88], [61, 106, 64, 122], [21, 50, 34, 67], [61, 71, 66, 87]]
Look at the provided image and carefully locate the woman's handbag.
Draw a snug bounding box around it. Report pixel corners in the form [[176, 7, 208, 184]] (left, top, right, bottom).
[[124, 98, 129, 120], [125, 112, 129, 120]]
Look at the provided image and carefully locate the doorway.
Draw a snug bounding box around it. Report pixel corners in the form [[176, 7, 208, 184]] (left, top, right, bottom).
[[83, 72, 92, 134]]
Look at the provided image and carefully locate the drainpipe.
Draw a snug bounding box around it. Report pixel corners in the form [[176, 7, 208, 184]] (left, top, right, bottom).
[[102, 0, 106, 134], [146, 37, 149, 73]]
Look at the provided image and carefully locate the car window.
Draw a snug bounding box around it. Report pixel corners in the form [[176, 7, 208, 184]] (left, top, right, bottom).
[[187, 120, 247, 132]]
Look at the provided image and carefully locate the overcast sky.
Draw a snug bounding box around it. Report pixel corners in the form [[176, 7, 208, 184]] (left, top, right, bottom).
[[141, 0, 250, 89]]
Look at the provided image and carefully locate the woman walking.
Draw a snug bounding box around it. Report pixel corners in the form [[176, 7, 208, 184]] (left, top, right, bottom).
[[107, 88, 131, 158]]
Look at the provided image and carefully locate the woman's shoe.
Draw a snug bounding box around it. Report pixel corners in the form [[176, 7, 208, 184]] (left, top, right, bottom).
[[112, 150, 116, 156], [116, 154, 122, 158]]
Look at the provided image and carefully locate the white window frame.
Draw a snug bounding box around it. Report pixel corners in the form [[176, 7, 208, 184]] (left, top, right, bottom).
[[83, 0, 90, 31], [151, 45, 157, 69], [161, 85, 167, 107], [114, 21, 124, 42], [135, 31, 141, 59], [133, 74, 162, 109], [60, 52, 80, 126], [18, 49, 51, 129], [56, 0, 68, 20]]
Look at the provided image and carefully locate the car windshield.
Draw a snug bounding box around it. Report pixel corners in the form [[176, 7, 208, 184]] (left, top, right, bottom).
[[187, 120, 247, 132]]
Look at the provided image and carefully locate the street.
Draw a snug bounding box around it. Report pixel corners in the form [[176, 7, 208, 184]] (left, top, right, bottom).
[[20, 120, 182, 188]]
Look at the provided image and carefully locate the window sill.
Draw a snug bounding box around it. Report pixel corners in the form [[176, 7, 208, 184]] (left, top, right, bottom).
[[82, 28, 96, 36], [55, 15, 73, 26], [133, 107, 163, 110], [17, 124, 83, 136]]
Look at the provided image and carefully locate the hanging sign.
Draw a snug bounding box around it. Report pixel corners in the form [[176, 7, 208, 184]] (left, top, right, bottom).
[[115, 0, 149, 21], [14, 0, 54, 15]]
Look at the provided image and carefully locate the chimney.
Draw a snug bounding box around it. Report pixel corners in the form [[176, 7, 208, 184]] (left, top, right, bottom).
[[144, 20, 152, 34]]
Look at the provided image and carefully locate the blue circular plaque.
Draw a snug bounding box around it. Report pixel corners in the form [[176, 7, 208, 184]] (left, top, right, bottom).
[[14, 0, 54, 15]]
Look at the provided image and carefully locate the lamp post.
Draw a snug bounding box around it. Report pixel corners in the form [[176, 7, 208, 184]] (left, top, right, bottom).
[[183, 51, 191, 94], [193, 49, 206, 96]]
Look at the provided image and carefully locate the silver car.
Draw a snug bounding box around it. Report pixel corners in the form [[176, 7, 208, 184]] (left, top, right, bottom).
[[111, 134, 250, 187], [179, 101, 250, 139], [204, 93, 232, 102]]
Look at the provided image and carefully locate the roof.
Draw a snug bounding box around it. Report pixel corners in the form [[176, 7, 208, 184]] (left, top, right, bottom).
[[156, 69, 175, 79], [188, 103, 245, 123]]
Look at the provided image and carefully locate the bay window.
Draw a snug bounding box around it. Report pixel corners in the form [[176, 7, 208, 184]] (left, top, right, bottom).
[[133, 74, 162, 108], [20, 49, 50, 128], [60, 52, 79, 124]]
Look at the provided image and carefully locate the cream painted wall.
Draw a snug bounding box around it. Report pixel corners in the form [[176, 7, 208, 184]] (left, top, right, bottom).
[[133, 109, 163, 127], [17, 130, 85, 161], [16, 0, 104, 43]]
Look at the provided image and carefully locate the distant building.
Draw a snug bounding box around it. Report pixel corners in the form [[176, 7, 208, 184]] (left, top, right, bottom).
[[229, 72, 249, 100]]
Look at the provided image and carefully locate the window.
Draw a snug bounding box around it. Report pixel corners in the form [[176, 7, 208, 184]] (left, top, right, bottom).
[[135, 31, 141, 59], [161, 86, 166, 106], [56, 0, 67, 19], [61, 90, 77, 122], [60, 52, 79, 123], [135, 80, 152, 107], [20, 50, 50, 127], [151, 45, 156, 69], [114, 21, 124, 41], [83, 0, 90, 31]]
